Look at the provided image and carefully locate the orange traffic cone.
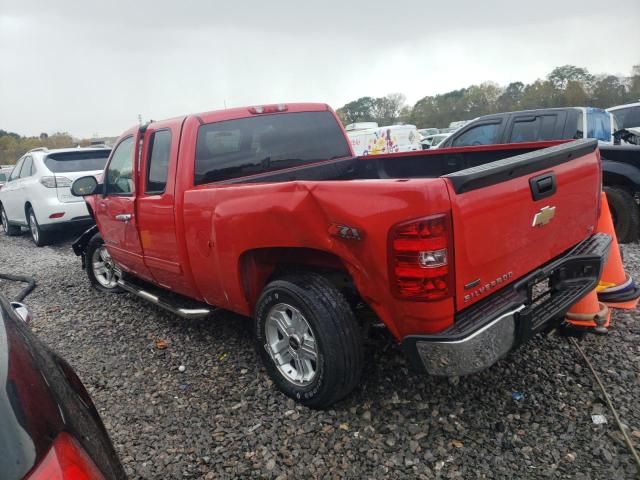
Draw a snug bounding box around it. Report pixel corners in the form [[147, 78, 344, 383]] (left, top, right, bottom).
[[595, 192, 640, 309], [565, 289, 610, 333]]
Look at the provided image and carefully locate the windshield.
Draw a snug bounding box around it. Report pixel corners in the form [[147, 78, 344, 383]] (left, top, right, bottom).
[[44, 150, 110, 173], [586, 109, 612, 143]]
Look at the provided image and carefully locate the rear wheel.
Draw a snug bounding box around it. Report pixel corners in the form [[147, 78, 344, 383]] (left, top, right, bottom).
[[604, 186, 639, 244], [1, 206, 21, 236], [86, 233, 123, 293], [27, 207, 51, 246], [255, 272, 364, 408]]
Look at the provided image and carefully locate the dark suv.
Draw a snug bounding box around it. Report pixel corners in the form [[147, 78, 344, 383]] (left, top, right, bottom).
[[438, 107, 640, 243], [439, 107, 615, 148]]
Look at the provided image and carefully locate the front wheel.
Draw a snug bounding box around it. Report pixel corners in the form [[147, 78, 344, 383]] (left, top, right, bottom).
[[255, 272, 364, 408], [1, 206, 21, 236], [86, 233, 123, 293]]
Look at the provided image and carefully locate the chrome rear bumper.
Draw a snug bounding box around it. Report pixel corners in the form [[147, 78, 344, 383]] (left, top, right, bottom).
[[402, 233, 611, 376]]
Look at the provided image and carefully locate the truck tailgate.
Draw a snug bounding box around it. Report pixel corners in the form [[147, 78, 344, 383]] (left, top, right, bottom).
[[443, 139, 601, 311]]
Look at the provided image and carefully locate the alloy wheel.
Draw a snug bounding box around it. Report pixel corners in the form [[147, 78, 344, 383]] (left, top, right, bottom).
[[91, 246, 119, 289], [264, 303, 318, 386], [28, 212, 39, 243]]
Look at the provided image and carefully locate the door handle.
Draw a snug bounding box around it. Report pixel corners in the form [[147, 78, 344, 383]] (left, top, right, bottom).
[[115, 214, 132, 222]]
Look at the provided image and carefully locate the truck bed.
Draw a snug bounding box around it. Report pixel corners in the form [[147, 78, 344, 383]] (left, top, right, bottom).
[[219, 140, 576, 184]]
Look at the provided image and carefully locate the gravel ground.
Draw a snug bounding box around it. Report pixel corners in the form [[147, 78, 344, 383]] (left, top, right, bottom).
[[1, 230, 639, 479]]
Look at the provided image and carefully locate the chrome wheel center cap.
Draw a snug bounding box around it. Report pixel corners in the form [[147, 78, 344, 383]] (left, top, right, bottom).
[[288, 335, 301, 351]]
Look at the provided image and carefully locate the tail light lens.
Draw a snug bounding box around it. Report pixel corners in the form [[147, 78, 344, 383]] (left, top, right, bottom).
[[389, 213, 454, 301], [40, 176, 72, 188], [26, 432, 105, 480]]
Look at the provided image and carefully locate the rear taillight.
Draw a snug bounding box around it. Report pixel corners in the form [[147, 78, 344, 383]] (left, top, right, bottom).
[[389, 213, 454, 301], [248, 104, 288, 114], [40, 176, 72, 188], [40, 176, 57, 188], [26, 432, 105, 480]]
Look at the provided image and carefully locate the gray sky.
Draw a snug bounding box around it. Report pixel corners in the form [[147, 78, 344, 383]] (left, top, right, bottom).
[[1, 0, 639, 138]]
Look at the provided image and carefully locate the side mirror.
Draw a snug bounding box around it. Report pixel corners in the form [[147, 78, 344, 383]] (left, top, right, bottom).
[[11, 302, 32, 324], [71, 176, 99, 196]]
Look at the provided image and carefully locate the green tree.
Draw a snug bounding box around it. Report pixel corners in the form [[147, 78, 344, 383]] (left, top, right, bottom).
[[464, 82, 501, 118], [548, 65, 594, 90], [561, 80, 589, 107], [371, 93, 407, 125], [591, 75, 627, 108], [496, 82, 525, 112], [336, 96, 377, 124], [519, 80, 560, 109]]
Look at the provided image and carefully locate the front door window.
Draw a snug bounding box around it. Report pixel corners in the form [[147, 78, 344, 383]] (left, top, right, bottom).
[[105, 136, 135, 195]]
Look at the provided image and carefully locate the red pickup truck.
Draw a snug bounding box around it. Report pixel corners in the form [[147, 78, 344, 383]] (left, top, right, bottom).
[[71, 103, 610, 407]]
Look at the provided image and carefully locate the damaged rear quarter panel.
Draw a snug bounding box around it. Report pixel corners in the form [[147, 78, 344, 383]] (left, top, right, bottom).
[[182, 178, 455, 339]]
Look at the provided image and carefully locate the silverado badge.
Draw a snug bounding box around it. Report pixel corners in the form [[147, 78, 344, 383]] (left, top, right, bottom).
[[532, 206, 556, 227]]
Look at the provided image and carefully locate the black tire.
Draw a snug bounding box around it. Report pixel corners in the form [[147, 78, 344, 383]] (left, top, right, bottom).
[[255, 272, 364, 408], [26, 207, 51, 246], [1, 205, 21, 236], [85, 233, 123, 293], [604, 186, 639, 244]]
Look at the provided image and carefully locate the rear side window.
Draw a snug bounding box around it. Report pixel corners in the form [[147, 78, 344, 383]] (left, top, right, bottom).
[[44, 150, 110, 173], [146, 130, 171, 193], [194, 111, 351, 184], [611, 106, 640, 129], [19, 156, 33, 178], [509, 115, 562, 143], [452, 123, 499, 147]]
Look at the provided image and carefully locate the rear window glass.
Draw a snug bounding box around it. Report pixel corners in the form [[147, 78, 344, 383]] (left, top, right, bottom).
[[586, 109, 612, 142], [194, 111, 351, 184], [44, 150, 110, 173], [509, 115, 562, 143]]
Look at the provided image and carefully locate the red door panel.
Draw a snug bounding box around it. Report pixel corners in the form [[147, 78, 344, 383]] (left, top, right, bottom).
[[95, 133, 153, 282], [136, 119, 199, 297]]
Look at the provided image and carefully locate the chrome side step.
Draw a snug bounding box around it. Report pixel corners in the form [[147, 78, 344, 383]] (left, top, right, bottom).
[[117, 279, 214, 319]]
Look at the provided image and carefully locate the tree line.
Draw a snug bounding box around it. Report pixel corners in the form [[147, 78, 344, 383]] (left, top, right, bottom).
[[2, 63, 638, 164], [336, 64, 640, 128], [0, 130, 97, 165]]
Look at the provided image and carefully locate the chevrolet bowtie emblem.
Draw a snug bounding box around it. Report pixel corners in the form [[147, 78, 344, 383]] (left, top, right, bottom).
[[532, 206, 556, 227]]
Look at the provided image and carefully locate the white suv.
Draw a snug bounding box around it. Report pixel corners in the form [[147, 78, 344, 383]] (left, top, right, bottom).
[[0, 147, 110, 246]]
